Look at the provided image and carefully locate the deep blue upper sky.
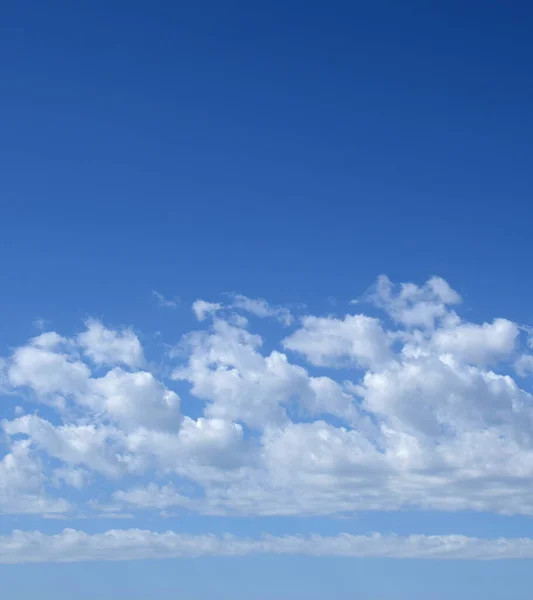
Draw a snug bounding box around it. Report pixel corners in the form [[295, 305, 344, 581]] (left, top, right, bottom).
[[2, 1, 533, 334], [2, 2, 533, 598]]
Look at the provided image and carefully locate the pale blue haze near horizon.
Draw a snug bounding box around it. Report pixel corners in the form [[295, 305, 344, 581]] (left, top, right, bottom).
[[2, 1, 533, 599]]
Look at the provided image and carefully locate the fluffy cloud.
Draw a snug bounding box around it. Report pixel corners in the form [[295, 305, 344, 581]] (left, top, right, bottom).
[[173, 319, 358, 428], [90, 368, 180, 432], [77, 319, 144, 368], [283, 314, 391, 369], [4, 415, 132, 478], [8, 339, 90, 399], [0, 439, 70, 514], [370, 275, 461, 328], [5, 322, 180, 434], [431, 318, 518, 365], [3, 529, 533, 564], [192, 299, 223, 321], [2, 413, 248, 485], [3, 276, 533, 521]]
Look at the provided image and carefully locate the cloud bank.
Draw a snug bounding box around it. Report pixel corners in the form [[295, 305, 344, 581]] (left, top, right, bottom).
[[3, 529, 533, 564], [2, 276, 533, 521]]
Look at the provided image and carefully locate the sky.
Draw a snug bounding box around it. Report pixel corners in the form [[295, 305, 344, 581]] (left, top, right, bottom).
[[1, 1, 533, 598]]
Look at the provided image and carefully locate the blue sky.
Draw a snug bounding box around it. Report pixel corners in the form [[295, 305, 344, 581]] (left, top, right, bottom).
[[2, 2, 533, 598]]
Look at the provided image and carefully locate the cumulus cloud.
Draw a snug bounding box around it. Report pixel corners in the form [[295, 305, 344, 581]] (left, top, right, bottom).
[[431, 318, 518, 365], [4, 415, 131, 478], [90, 368, 180, 432], [283, 314, 391, 369], [2, 413, 248, 487], [77, 319, 144, 368], [369, 275, 462, 328], [192, 300, 223, 321], [3, 276, 533, 520], [0, 440, 70, 514], [3, 529, 533, 564], [8, 343, 90, 399], [173, 320, 358, 428]]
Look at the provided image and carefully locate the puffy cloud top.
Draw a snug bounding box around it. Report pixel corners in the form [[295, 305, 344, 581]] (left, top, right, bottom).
[[2, 276, 533, 524]]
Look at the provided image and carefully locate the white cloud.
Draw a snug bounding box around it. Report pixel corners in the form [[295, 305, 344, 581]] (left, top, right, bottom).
[[8, 344, 90, 399], [515, 354, 533, 376], [192, 295, 293, 325], [263, 420, 384, 483], [77, 319, 144, 368], [173, 320, 358, 428], [152, 290, 180, 309], [4, 275, 533, 520], [3, 529, 533, 564], [283, 314, 391, 369], [176, 416, 248, 469], [359, 353, 533, 440], [192, 300, 223, 321], [30, 331, 69, 349], [113, 483, 192, 510], [3, 415, 131, 478], [53, 467, 90, 490], [370, 275, 462, 328], [230, 294, 293, 325], [2, 412, 248, 491], [0, 440, 70, 515], [90, 368, 180, 432], [431, 318, 518, 365], [6, 326, 179, 432]]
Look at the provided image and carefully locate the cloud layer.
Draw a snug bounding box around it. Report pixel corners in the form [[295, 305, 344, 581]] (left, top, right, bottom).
[[3, 529, 533, 564], [2, 276, 533, 521]]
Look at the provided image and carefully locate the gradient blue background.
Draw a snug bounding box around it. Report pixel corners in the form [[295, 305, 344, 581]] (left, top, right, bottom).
[[1, 1, 533, 598]]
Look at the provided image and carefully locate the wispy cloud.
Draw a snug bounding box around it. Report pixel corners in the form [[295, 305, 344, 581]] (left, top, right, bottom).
[[152, 290, 180, 309], [3, 529, 533, 564]]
